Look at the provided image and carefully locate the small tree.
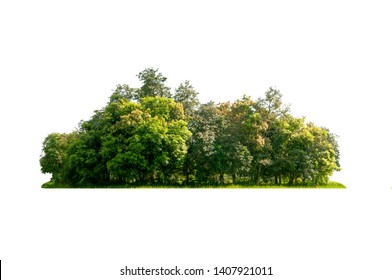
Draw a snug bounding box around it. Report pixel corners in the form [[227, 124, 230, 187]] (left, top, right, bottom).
[[40, 132, 76, 183]]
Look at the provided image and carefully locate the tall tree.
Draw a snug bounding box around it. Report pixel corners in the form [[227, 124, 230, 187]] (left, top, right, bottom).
[[186, 102, 221, 184], [102, 96, 190, 184], [136, 68, 171, 100], [173, 80, 200, 118]]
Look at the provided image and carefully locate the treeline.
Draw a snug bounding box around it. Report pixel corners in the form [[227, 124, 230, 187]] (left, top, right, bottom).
[[40, 68, 340, 186]]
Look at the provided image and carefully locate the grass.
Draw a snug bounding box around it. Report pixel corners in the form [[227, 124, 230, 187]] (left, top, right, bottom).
[[42, 181, 346, 189]]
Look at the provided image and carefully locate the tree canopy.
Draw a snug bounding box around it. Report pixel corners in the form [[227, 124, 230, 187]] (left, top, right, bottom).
[[40, 68, 341, 186]]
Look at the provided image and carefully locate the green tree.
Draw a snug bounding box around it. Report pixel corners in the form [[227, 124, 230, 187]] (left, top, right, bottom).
[[250, 88, 291, 185], [40, 68, 341, 187], [219, 97, 256, 184], [40, 132, 77, 183], [186, 102, 221, 184], [110, 84, 138, 102], [173, 80, 200, 118], [101, 96, 190, 184], [136, 68, 171, 100], [306, 124, 341, 184]]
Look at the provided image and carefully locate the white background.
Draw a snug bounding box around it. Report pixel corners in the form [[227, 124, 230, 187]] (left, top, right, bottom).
[[1, 0, 391, 279]]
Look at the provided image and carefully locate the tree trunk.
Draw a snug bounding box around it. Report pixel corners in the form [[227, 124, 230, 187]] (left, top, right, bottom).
[[219, 172, 224, 185], [184, 158, 190, 184], [288, 175, 294, 186], [186, 172, 189, 185]]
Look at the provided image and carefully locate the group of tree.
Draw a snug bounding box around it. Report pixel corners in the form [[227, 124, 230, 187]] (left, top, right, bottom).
[[40, 68, 341, 187]]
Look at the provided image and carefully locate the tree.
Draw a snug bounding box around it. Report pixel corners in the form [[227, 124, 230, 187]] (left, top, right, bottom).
[[110, 84, 138, 102], [65, 109, 110, 185], [306, 124, 341, 184], [219, 97, 255, 183], [40, 132, 77, 183], [136, 68, 171, 100], [173, 80, 200, 118], [186, 101, 221, 184], [101, 96, 190, 184], [249, 88, 291, 185], [40, 68, 341, 187], [256, 87, 290, 121]]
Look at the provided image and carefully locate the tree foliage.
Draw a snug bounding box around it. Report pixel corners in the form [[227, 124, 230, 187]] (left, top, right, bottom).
[[40, 68, 341, 186]]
